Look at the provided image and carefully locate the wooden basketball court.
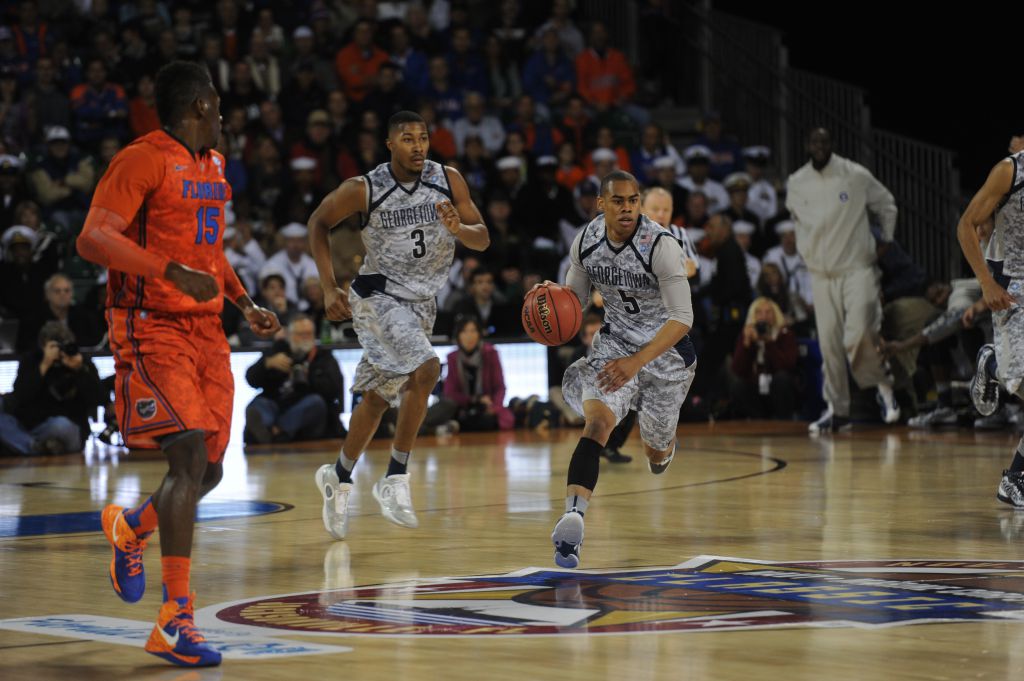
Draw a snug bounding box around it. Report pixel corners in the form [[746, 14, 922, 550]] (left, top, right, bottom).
[[2, 422, 1024, 680]]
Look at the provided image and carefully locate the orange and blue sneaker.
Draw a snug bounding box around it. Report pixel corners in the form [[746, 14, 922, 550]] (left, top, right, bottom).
[[145, 592, 222, 667], [101, 504, 149, 603]]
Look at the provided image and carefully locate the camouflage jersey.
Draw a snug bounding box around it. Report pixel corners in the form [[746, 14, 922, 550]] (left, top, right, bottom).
[[352, 160, 457, 301], [992, 151, 1024, 277]]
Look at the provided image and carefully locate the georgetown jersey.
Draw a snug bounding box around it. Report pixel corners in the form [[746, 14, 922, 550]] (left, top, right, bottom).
[[577, 214, 681, 348], [355, 160, 456, 300], [993, 151, 1024, 276]]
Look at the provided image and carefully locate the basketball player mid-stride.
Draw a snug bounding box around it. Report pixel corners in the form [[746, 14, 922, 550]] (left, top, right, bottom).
[[549, 170, 696, 568], [958, 147, 1024, 507], [310, 111, 489, 539]]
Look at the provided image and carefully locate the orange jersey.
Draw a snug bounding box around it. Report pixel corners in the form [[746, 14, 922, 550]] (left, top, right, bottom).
[[90, 130, 233, 314]]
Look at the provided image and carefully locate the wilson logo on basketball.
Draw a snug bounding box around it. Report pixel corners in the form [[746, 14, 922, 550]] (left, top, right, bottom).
[[212, 557, 1024, 637], [535, 294, 553, 335]]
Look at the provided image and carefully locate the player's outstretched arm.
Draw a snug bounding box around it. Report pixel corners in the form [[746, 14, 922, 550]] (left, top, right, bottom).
[[308, 177, 367, 321], [438, 166, 489, 251], [220, 250, 281, 337], [957, 160, 1014, 311]]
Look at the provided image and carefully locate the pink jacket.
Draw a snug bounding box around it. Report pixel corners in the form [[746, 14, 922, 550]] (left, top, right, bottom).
[[443, 343, 514, 430]]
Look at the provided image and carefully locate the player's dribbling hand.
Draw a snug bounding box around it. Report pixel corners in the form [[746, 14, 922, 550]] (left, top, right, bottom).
[[166, 262, 219, 302], [982, 279, 1015, 312], [528, 280, 557, 293], [245, 305, 281, 338], [324, 286, 352, 321], [597, 356, 642, 394], [436, 200, 461, 235]]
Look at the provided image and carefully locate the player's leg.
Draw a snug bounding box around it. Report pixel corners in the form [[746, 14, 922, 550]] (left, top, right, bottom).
[[842, 268, 899, 423], [809, 274, 851, 432], [316, 388, 389, 540], [638, 358, 695, 475], [991, 290, 1024, 506], [602, 410, 635, 463]]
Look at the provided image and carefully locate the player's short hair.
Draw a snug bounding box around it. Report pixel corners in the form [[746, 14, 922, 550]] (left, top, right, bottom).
[[388, 110, 425, 135], [155, 61, 212, 127], [600, 170, 639, 197]]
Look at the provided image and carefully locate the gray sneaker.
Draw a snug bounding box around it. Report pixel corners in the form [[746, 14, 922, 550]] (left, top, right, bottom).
[[315, 464, 354, 540], [372, 474, 419, 528], [975, 406, 1010, 431], [997, 470, 1024, 508], [551, 511, 584, 568], [648, 442, 676, 475], [971, 345, 1000, 417], [908, 407, 958, 428]]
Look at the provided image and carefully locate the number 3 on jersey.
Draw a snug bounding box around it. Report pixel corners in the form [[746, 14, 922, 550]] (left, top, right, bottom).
[[411, 228, 426, 258], [195, 206, 221, 245]]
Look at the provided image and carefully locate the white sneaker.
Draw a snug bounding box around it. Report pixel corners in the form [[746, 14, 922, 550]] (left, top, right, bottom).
[[551, 511, 585, 568], [372, 474, 419, 528], [876, 386, 901, 424], [315, 464, 353, 540], [907, 407, 957, 428]]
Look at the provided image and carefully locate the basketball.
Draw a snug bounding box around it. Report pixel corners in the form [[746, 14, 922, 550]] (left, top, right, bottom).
[[522, 284, 582, 346]]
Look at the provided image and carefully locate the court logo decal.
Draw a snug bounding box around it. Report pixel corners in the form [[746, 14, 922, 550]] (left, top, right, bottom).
[[135, 398, 157, 420], [212, 556, 1024, 637]]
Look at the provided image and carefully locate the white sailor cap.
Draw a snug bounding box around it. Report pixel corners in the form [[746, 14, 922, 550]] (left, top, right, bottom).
[[2, 224, 36, 247], [290, 156, 317, 171], [536, 155, 557, 167], [280, 223, 308, 238], [743, 145, 771, 161], [683, 145, 712, 162], [724, 172, 753, 190], [775, 220, 796, 235], [733, 220, 755, 236], [652, 155, 676, 170], [591, 147, 617, 163], [293, 25, 314, 39], [496, 156, 520, 171]]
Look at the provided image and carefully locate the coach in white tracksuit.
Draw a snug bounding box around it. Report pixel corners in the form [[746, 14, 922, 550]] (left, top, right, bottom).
[[786, 128, 899, 430]]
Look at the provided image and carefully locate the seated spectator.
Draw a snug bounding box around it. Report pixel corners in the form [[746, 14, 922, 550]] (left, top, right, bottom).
[[335, 19, 389, 104], [291, 25, 338, 93], [290, 110, 337, 189], [584, 126, 630, 174], [730, 297, 799, 419], [280, 60, 328, 131], [223, 222, 267, 294], [0, 154, 29, 227], [650, 156, 689, 223], [244, 313, 345, 445], [224, 61, 264, 123], [27, 125, 96, 229], [263, 223, 319, 310], [452, 267, 517, 337], [762, 220, 814, 330], [743, 146, 778, 224], [275, 155, 325, 225], [452, 91, 506, 157], [756, 262, 795, 324], [364, 62, 415, 126], [558, 95, 594, 160], [631, 123, 684, 186], [458, 135, 492, 199], [875, 228, 927, 304], [25, 57, 70, 146], [535, 0, 585, 58], [483, 34, 522, 112], [70, 58, 128, 149], [244, 270, 297, 342], [722, 172, 765, 244], [418, 100, 457, 162], [555, 140, 586, 192], [17, 273, 103, 353], [128, 74, 160, 138], [509, 95, 563, 158], [447, 26, 488, 95], [492, 0, 529, 62], [253, 8, 285, 54], [422, 56, 462, 124], [423, 316, 514, 433], [0, 321, 102, 456], [575, 20, 646, 127], [388, 23, 428, 94], [200, 33, 232, 94], [695, 111, 744, 181], [246, 32, 282, 100], [0, 68, 29, 155], [732, 220, 761, 290], [523, 27, 575, 110], [0, 225, 55, 329], [679, 145, 728, 214], [683, 190, 709, 229]]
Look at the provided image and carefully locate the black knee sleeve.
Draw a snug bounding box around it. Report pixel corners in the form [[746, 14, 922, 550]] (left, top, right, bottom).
[[567, 437, 603, 491]]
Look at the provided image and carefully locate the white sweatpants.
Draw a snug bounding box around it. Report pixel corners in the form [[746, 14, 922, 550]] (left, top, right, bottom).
[[810, 266, 889, 416]]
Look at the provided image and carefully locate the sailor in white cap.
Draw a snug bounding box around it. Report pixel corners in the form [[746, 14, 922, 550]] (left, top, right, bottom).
[[2, 224, 37, 260], [678, 145, 729, 214], [732, 219, 761, 289], [223, 221, 268, 295], [742, 145, 778, 224], [762, 219, 813, 321], [722, 171, 767, 253], [263, 222, 318, 310]]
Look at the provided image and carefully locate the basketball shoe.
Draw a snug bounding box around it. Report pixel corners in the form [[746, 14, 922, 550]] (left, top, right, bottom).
[[315, 464, 353, 540], [551, 510, 584, 568], [101, 504, 148, 603], [372, 474, 418, 528], [997, 470, 1024, 508], [648, 442, 676, 475], [145, 592, 221, 667], [971, 344, 1000, 417]]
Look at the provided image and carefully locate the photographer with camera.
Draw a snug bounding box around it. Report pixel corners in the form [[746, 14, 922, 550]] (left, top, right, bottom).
[[243, 313, 344, 444], [0, 321, 102, 456], [730, 297, 800, 420]]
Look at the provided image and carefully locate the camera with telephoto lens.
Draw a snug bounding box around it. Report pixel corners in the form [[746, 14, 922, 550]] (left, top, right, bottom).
[[59, 341, 79, 356], [754, 321, 769, 337]]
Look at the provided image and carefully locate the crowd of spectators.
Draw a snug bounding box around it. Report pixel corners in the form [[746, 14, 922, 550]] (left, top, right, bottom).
[[0, 0, 996, 454]]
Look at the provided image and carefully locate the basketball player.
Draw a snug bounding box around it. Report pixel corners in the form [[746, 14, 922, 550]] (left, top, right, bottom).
[[550, 170, 695, 568], [957, 149, 1024, 506], [599, 187, 699, 463], [311, 111, 488, 539], [77, 62, 280, 667]]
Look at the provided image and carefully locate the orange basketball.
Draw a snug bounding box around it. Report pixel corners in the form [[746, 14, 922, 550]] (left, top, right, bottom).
[[522, 284, 582, 346]]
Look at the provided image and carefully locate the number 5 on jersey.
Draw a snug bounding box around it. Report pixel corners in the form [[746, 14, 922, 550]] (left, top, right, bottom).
[[195, 206, 221, 245]]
